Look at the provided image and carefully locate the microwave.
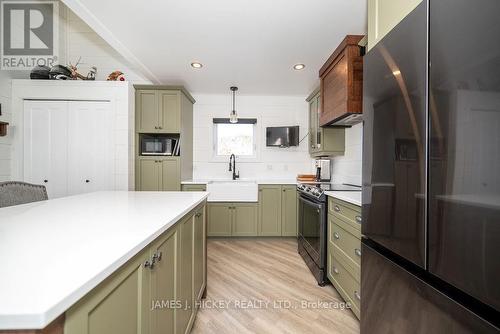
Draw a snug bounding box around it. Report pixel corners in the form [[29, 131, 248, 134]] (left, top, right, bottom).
[[140, 135, 175, 156]]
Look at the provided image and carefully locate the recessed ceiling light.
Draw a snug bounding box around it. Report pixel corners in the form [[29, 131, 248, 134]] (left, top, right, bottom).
[[191, 62, 203, 69], [293, 63, 305, 70]]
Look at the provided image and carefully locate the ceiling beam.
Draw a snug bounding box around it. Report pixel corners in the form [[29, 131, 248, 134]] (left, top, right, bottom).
[[60, 0, 160, 84]]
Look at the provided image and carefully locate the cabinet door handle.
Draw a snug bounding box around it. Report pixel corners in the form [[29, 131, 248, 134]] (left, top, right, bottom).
[[355, 248, 361, 257], [355, 216, 362, 224], [85, 180, 90, 183], [333, 266, 339, 274], [152, 251, 162, 263], [195, 212, 202, 218], [154, 126, 158, 129], [158, 126, 163, 129], [334, 232, 340, 240], [334, 205, 340, 212], [144, 260, 153, 269], [354, 291, 361, 301], [43, 179, 48, 183]]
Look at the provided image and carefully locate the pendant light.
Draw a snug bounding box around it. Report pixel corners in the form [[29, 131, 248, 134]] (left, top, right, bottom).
[[229, 86, 238, 123]]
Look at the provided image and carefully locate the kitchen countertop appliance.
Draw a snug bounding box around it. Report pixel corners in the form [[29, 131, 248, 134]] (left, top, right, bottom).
[[297, 182, 360, 285], [314, 159, 331, 182]]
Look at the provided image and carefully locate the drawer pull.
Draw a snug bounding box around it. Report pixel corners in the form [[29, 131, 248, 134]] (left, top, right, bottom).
[[152, 251, 162, 263], [355, 248, 361, 257], [355, 215, 362, 224], [144, 260, 153, 269], [334, 205, 340, 212], [333, 232, 340, 240], [354, 291, 361, 301], [333, 267, 339, 274]]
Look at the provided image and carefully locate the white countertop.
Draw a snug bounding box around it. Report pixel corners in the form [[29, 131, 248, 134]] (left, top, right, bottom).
[[0, 191, 208, 330], [181, 178, 298, 185], [325, 191, 362, 206]]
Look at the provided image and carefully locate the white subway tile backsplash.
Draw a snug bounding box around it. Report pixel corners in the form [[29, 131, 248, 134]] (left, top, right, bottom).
[[330, 123, 363, 186]]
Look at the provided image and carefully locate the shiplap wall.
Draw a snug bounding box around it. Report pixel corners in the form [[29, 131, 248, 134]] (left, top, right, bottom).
[[0, 1, 150, 181], [330, 123, 363, 186], [192, 94, 314, 180]]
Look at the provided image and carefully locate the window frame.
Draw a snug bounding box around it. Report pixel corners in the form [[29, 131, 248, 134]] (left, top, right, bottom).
[[212, 118, 259, 162]]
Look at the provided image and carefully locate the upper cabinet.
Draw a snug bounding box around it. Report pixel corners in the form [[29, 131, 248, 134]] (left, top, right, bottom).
[[307, 89, 345, 157], [319, 35, 364, 127], [367, 0, 423, 51], [135, 86, 195, 133]]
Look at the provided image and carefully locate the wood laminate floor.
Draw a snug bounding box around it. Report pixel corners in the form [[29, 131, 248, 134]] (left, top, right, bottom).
[[191, 238, 360, 334]]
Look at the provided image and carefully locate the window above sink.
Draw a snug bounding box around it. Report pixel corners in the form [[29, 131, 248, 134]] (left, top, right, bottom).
[[212, 118, 258, 159]]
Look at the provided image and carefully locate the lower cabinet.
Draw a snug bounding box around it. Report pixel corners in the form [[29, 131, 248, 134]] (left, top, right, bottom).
[[207, 203, 258, 237], [326, 197, 361, 319], [181, 184, 207, 192], [207, 185, 298, 237], [136, 157, 180, 191], [64, 203, 206, 334]]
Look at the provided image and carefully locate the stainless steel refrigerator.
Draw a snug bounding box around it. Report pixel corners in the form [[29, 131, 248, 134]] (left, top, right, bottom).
[[362, 0, 500, 332]]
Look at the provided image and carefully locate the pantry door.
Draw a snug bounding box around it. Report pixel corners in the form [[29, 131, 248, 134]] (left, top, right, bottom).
[[23, 100, 69, 198], [67, 101, 114, 195]]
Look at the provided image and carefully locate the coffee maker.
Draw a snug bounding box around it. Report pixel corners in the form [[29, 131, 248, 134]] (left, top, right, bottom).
[[315, 159, 331, 182]]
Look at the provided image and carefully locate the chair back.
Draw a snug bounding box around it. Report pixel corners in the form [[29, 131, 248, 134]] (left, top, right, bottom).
[[0, 181, 49, 208]]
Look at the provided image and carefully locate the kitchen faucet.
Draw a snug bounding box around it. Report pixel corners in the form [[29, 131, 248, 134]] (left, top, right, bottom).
[[228, 154, 240, 180]]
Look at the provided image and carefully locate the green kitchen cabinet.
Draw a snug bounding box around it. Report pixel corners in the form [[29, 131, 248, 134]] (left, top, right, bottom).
[[150, 228, 178, 334], [64, 245, 152, 334], [177, 214, 194, 332], [137, 158, 161, 191], [158, 90, 181, 133], [193, 206, 206, 302], [306, 89, 345, 158], [65, 203, 206, 334], [207, 203, 233, 236], [161, 157, 180, 191], [207, 203, 258, 237], [181, 184, 207, 192], [136, 157, 180, 191], [136, 89, 158, 133], [281, 185, 298, 236], [367, 0, 423, 51], [136, 90, 181, 133], [258, 185, 282, 236], [233, 203, 258, 236]]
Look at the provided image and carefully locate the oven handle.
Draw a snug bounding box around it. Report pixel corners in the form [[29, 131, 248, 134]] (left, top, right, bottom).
[[299, 194, 325, 211]]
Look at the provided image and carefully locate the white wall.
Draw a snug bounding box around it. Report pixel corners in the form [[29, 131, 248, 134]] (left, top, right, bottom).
[[330, 123, 363, 186], [192, 94, 313, 180], [0, 1, 150, 182]]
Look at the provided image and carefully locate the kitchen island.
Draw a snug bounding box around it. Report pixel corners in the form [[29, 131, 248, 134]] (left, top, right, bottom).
[[0, 191, 208, 333]]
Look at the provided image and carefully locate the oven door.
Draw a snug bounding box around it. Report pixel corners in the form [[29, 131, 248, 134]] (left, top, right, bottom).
[[298, 194, 326, 267]]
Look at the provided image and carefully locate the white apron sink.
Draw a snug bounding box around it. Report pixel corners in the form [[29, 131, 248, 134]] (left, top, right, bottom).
[[206, 180, 258, 202]]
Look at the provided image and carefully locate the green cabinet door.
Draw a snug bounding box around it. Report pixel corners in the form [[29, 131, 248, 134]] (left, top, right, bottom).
[[177, 214, 194, 334], [160, 158, 180, 191], [158, 90, 181, 133], [136, 89, 158, 133], [150, 228, 178, 334], [258, 185, 282, 236], [193, 205, 206, 302], [65, 251, 151, 334], [137, 158, 161, 191], [207, 203, 232, 236], [233, 203, 258, 236], [281, 186, 298, 236], [181, 184, 207, 192]]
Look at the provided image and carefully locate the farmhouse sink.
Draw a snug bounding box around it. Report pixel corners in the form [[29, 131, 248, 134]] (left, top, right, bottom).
[[206, 180, 258, 202]]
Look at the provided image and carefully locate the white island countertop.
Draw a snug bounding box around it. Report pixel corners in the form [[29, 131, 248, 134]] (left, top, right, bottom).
[[0, 191, 208, 330], [324, 191, 362, 206], [181, 178, 299, 185]]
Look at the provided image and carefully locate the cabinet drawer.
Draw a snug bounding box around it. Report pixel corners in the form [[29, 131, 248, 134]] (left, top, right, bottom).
[[329, 218, 361, 273], [329, 197, 362, 231], [327, 248, 361, 319], [181, 184, 207, 192]]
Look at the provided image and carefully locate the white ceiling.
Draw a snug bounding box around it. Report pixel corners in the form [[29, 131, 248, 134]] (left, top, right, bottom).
[[63, 0, 367, 96]]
